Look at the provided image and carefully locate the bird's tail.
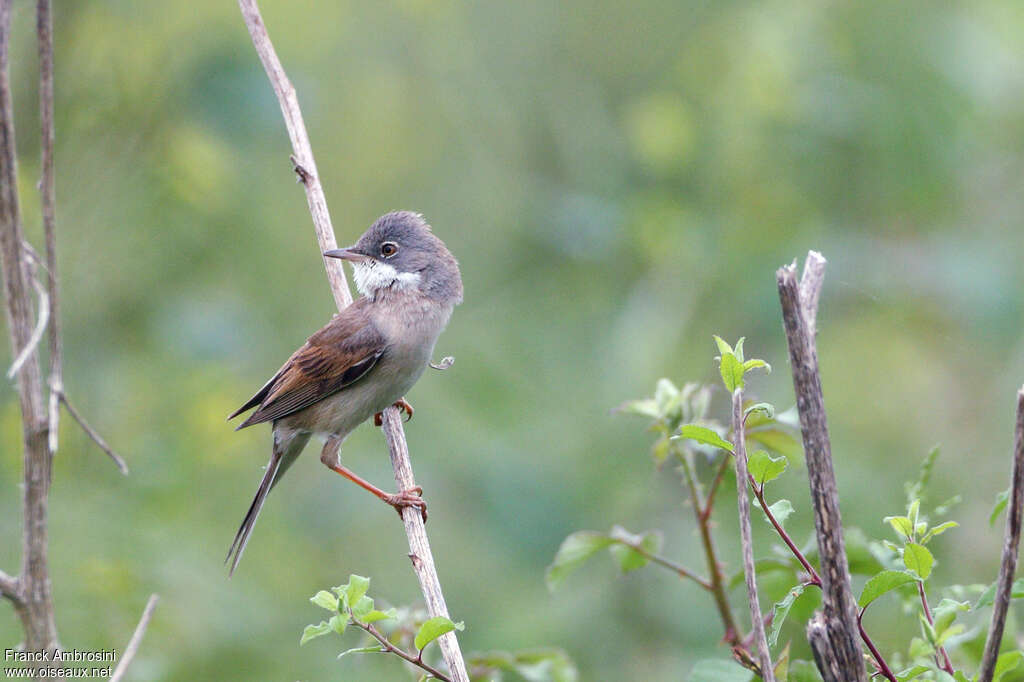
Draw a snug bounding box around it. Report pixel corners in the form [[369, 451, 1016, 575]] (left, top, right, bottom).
[[225, 431, 309, 576]]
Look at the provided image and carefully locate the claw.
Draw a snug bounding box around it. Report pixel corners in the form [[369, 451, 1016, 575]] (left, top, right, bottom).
[[374, 398, 414, 427], [384, 486, 427, 523]]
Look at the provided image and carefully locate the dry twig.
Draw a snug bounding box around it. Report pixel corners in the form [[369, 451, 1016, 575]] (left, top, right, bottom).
[[978, 388, 1024, 682], [235, 2, 469, 679], [108, 594, 159, 682]]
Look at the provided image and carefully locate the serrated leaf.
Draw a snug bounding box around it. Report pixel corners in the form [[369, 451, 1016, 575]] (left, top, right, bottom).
[[903, 543, 933, 580], [769, 584, 806, 648], [690, 659, 754, 682], [310, 590, 339, 612], [719, 352, 744, 392], [713, 335, 734, 358], [615, 398, 660, 419], [328, 613, 347, 635], [545, 531, 615, 590], [674, 424, 733, 452], [300, 620, 332, 645], [991, 488, 1010, 526], [885, 516, 914, 538], [748, 450, 788, 486], [994, 650, 1023, 681], [744, 402, 775, 420], [974, 578, 1024, 610], [858, 570, 917, 608], [742, 359, 771, 375], [345, 575, 370, 609], [414, 616, 465, 651], [350, 595, 374, 621], [337, 645, 385, 658], [609, 526, 663, 573]]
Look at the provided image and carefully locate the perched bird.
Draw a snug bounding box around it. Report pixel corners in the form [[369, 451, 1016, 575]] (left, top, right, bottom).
[[226, 211, 462, 575]]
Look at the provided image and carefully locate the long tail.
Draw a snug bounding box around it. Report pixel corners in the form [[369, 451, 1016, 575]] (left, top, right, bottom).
[[225, 452, 282, 577]]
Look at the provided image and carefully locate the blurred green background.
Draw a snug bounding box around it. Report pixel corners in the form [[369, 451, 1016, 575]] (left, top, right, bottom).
[[2, 0, 1024, 679]]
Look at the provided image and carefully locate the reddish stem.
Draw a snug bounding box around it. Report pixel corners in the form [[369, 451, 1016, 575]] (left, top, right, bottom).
[[917, 581, 954, 674]]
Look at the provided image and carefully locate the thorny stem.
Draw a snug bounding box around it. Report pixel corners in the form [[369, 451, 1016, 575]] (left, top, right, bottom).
[[857, 608, 897, 682], [917, 581, 954, 674], [356, 620, 451, 682], [678, 446, 740, 644]]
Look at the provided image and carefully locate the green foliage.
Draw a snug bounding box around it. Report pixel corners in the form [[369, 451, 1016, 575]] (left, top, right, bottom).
[[974, 579, 1024, 611], [712, 336, 770, 393], [675, 424, 734, 453], [769, 584, 807, 648], [546, 526, 665, 590], [467, 649, 578, 682], [415, 616, 466, 652], [748, 450, 788, 487], [991, 488, 1010, 527], [859, 570, 918, 608]]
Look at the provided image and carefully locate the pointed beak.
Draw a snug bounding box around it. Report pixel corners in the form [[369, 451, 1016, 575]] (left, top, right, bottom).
[[323, 246, 369, 262]]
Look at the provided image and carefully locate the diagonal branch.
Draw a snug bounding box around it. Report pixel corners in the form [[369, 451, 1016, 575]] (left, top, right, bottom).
[[60, 392, 128, 474], [978, 387, 1024, 682], [235, 3, 469, 680], [777, 254, 866, 682], [108, 594, 159, 682]]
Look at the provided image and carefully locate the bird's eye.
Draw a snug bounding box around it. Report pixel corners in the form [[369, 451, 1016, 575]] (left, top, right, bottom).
[[380, 242, 398, 258]]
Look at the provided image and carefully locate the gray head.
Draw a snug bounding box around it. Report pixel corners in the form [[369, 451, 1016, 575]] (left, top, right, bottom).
[[325, 211, 463, 305]]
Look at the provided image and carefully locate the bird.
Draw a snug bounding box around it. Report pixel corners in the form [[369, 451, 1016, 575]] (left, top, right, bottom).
[[225, 211, 462, 575]]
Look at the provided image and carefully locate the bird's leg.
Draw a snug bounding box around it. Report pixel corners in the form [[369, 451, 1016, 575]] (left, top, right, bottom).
[[319, 437, 427, 522], [373, 398, 414, 426]]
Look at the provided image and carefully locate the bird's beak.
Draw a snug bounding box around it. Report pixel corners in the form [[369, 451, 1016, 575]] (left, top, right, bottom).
[[323, 246, 369, 262]]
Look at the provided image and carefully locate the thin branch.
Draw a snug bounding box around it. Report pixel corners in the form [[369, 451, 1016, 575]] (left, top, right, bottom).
[[59, 393, 128, 474], [777, 255, 866, 682], [610, 537, 710, 589], [235, 3, 468, 680], [0, 0, 59, 654], [108, 594, 159, 682], [355, 620, 451, 682], [857, 610, 897, 682], [978, 388, 1024, 682], [6, 252, 49, 379], [749, 476, 820, 585], [37, 0, 60, 455], [731, 388, 775, 682], [916, 580, 953, 674], [0, 568, 19, 603]]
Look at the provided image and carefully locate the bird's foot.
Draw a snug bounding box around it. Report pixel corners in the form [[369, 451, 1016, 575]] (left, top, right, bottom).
[[383, 486, 427, 523], [374, 398, 414, 426]]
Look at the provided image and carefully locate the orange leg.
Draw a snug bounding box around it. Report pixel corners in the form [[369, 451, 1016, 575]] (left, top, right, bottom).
[[374, 398, 414, 426], [320, 438, 426, 522]]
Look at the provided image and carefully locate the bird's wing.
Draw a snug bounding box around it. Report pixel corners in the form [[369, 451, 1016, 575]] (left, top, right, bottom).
[[229, 299, 387, 429]]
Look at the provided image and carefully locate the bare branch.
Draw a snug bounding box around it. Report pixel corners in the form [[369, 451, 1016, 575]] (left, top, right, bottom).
[[60, 393, 128, 474], [355, 620, 451, 682], [0, 568, 19, 603], [236, 3, 469, 679], [777, 256, 866, 682], [0, 0, 59, 653], [108, 594, 159, 682], [6, 253, 49, 379], [731, 389, 775, 682], [978, 387, 1024, 682]]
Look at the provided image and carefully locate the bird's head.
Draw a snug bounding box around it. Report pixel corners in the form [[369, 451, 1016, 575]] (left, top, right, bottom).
[[325, 211, 462, 305]]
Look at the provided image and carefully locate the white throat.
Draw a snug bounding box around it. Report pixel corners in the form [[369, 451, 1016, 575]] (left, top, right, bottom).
[[351, 260, 422, 296]]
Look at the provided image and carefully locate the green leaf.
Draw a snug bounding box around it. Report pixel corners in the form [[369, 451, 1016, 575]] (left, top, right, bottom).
[[614, 398, 660, 419], [712, 335, 734, 358], [328, 613, 347, 636], [748, 450, 788, 486], [885, 516, 914, 539], [903, 543, 934, 580], [742, 359, 771, 375], [350, 595, 374, 621], [907, 499, 920, 527], [345, 575, 370, 609], [608, 526, 663, 573], [744, 402, 775, 420], [719, 352, 744, 392], [769, 584, 807, 648], [300, 620, 332, 645], [654, 378, 680, 415], [545, 531, 615, 590], [755, 498, 795, 529], [858, 570, 917, 608], [310, 590, 339, 612], [674, 424, 733, 452], [932, 598, 969, 636], [337, 645, 385, 658], [994, 650, 1023, 681], [414, 616, 465, 651], [974, 578, 1024, 610], [894, 664, 930, 681], [690, 659, 754, 682], [788, 660, 824, 682], [361, 608, 398, 624], [991, 487, 1010, 526], [733, 337, 745, 363]]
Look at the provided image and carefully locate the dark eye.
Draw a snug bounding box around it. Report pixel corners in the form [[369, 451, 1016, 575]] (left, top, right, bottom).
[[380, 242, 398, 258]]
